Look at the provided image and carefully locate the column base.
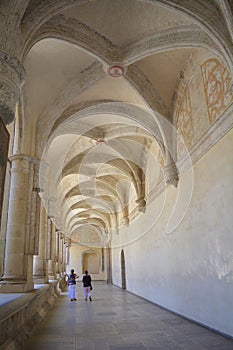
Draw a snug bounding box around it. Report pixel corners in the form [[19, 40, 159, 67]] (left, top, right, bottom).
[[48, 275, 56, 281], [0, 280, 34, 293], [33, 276, 49, 284]]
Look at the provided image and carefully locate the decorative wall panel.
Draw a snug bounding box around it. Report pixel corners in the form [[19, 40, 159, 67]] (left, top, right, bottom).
[[202, 58, 233, 124], [177, 87, 194, 157]]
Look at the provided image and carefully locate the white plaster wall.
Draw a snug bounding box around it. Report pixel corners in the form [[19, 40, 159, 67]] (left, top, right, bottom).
[[67, 245, 107, 282], [112, 129, 233, 337]]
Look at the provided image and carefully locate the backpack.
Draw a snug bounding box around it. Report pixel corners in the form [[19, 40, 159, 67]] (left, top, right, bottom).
[[68, 274, 76, 285]]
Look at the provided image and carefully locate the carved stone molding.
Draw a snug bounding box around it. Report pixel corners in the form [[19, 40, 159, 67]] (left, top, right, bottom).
[[163, 161, 179, 188], [0, 50, 25, 124], [121, 216, 129, 227], [0, 51, 25, 83], [123, 25, 222, 66], [19, 0, 233, 69], [135, 197, 146, 213], [22, 14, 122, 64], [152, 0, 233, 66], [8, 154, 36, 171], [48, 102, 164, 147]]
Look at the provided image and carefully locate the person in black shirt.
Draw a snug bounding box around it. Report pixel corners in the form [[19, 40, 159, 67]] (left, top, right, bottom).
[[82, 270, 92, 301]]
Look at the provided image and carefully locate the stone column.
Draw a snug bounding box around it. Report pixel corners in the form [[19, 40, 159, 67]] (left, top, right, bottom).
[[65, 240, 71, 270], [55, 230, 60, 278], [60, 234, 65, 274], [63, 238, 69, 273], [106, 244, 112, 284], [48, 218, 56, 280], [33, 204, 49, 284], [0, 154, 35, 292]]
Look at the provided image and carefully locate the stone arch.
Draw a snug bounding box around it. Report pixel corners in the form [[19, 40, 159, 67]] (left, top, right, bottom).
[[21, 15, 115, 65], [46, 102, 166, 160], [69, 198, 118, 229], [82, 249, 100, 274], [48, 101, 177, 185], [123, 25, 230, 70], [19, 0, 233, 72]]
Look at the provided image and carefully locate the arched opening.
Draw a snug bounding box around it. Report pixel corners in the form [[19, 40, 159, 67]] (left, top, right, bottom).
[[82, 250, 99, 274], [121, 249, 126, 290]]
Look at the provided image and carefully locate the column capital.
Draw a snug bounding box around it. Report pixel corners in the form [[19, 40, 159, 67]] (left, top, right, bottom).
[[9, 153, 36, 161], [163, 162, 179, 188], [135, 197, 146, 213], [8, 154, 38, 175], [121, 216, 129, 227]]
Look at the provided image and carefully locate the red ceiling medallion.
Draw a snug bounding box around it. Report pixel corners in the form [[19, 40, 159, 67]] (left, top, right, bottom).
[[107, 65, 124, 77], [96, 138, 106, 145]]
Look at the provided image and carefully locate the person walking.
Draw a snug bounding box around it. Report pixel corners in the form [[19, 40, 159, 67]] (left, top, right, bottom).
[[82, 270, 92, 301], [67, 269, 79, 301]]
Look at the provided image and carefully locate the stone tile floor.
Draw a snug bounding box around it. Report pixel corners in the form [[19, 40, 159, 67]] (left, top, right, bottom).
[[25, 282, 233, 350]]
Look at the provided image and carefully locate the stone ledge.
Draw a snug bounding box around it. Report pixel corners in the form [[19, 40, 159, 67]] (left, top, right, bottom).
[[0, 280, 61, 350]]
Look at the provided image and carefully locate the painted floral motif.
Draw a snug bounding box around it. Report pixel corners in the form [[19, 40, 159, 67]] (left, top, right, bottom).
[[202, 58, 233, 124], [177, 87, 194, 157]]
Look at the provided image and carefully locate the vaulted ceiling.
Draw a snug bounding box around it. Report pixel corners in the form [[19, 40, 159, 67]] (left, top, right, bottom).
[[2, 0, 231, 246]]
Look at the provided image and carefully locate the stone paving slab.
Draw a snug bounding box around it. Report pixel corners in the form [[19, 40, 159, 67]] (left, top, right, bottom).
[[25, 282, 233, 350]]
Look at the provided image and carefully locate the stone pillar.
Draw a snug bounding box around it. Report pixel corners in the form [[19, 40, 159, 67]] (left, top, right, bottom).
[[65, 241, 71, 270], [63, 238, 69, 273], [55, 230, 60, 278], [48, 218, 56, 280], [106, 245, 112, 284], [60, 234, 65, 274], [0, 155, 36, 292], [33, 204, 49, 284]]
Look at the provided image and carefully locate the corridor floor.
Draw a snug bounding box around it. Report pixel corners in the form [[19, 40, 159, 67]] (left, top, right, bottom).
[[25, 282, 233, 350]]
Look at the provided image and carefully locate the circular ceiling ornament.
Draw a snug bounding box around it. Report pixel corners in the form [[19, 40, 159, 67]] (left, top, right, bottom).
[[95, 138, 106, 145], [107, 65, 124, 77]]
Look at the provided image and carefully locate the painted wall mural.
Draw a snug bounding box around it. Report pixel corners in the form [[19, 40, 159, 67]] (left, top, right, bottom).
[[202, 58, 233, 124]]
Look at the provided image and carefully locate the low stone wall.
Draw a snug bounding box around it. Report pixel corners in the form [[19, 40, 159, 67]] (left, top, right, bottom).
[[0, 279, 64, 349]]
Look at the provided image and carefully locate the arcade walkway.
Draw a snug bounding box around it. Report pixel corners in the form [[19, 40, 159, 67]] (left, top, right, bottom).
[[25, 282, 233, 350]]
